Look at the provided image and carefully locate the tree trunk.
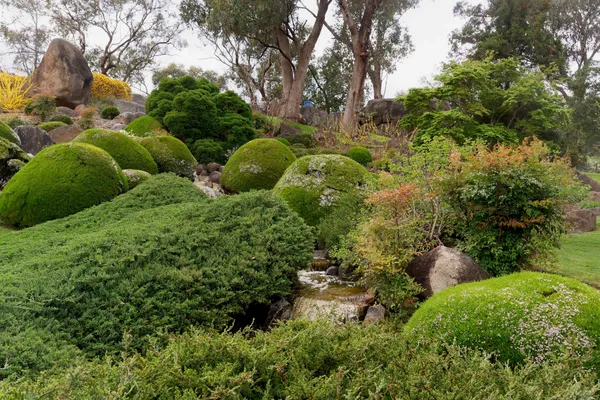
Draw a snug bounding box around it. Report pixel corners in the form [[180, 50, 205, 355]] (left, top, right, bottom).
[[369, 57, 383, 99], [344, 49, 369, 125]]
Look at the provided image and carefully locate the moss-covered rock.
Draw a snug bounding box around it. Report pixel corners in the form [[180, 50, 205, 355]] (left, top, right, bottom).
[[0, 121, 20, 145], [273, 154, 371, 226], [73, 129, 158, 174], [0, 137, 30, 189], [0, 143, 128, 227], [138, 136, 198, 180], [125, 116, 162, 137], [123, 169, 152, 189], [221, 139, 296, 193], [38, 121, 68, 132], [347, 146, 373, 165], [404, 271, 600, 367]]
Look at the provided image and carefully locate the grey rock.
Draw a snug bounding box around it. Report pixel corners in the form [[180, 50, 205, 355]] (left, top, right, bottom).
[[132, 94, 147, 106], [115, 112, 137, 125], [29, 38, 93, 108], [198, 169, 209, 177], [219, 165, 224, 173], [48, 125, 82, 143], [566, 208, 597, 233], [115, 99, 145, 114], [266, 297, 293, 327], [362, 98, 406, 126], [278, 123, 301, 138], [338, 265, 356, 280], [363, 304, 386, 325], [208, 171, 221, 184], [54, 106, 77, 117], [206, 162, 221, 173], [300, 106, 328, 127], [14, 126, 55, 155], [0, 137, 30, 189], [406, 246, 491, 299], [325, 266, 339, 276], [195, 164, 206, 175], [111, 124, 126, 131]]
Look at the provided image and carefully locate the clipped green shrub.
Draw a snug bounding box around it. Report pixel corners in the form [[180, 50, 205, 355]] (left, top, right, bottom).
[[190, 138, 226, 164], [214, 90, 253, 119], [347, 146, 373, 165], [138, 135, 198, 180], [218, 113, 256, 146], [285, 132, 316, 148], [0, 177, 313, 376], [125, 116, 162, 137], [122, 169, 152, 189], [273, 155, 371, 226], [49, 114, 74, 125], [38, 121, 68, 132], [163, 89, 219, 141], [276, 137, 290, 146], [221, 139, 296, 193], [100, 105, 120, 120], [405, 272, 600, 367], [0, 121, 20, 144], [73, 129, 158, 174], [0, 143, 128, 227]]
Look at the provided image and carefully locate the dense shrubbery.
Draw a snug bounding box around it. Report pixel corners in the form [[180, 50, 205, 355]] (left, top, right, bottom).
[[285, 132, 317, 148], [24, 94, 56, 122], [125, 116, 162, 137], [189, 138, 227, 164], [0, 143, 128, 227], [1, 320, 598, 398], [405, 272, 600, 367], [49, 114, 73, 125], [138, 135, 198, 180], [73, 129, 158, 174], [0, 175, 313, 377], [100, 105, 120, 120], [90, 72, 132, 100], [0, 121, 19, 144], [38, 121, 67, 132], [347, 146, 373, 165], [221, 139, 296, 193], [5, 116, 26, 129]]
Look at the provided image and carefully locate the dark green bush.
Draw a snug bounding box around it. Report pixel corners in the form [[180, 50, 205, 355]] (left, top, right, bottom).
[[5, 116, 26, 129], [0, 121, 19, 144], [190, 138, 227, 164], [24, 94, 56, 122], [221, 139, 296, 193], [1, 320, 598, 398], [0, 175, 313, 377], [49, 114, 74, 125], [347, 146, 373, 165], [138, 135, 198, 180], [214, 90, 253, 120], [73, 129, 158, 174], [218, 113, 256, 146], [316, 193, 364, 250], [285, 132, 317, 148], [125, 116, 162, 137], [38, 121, 68, 132], [163, 89, 219, 141], [0, 143, 128, 227], [100, 105, 120, 120]]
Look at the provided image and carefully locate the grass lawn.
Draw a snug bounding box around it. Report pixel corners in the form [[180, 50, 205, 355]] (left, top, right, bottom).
[[0, 225, 14, 236], [585, 172, 600, 184], [553, 217, 600, 288]]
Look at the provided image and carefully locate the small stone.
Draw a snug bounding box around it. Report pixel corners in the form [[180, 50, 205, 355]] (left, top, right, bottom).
[[325, 266, 338, 276], [196, 164, 206, 175], [198, 169, 209, 177], [54, 107, 77, 117], [209, 171, 221, 184], [206, 162, 221, 173], [363, 304, 385, 325]]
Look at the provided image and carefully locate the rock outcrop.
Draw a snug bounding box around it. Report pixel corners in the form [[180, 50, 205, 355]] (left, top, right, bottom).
[[14, 126, 55, 155], [566, 208, 597, 233]]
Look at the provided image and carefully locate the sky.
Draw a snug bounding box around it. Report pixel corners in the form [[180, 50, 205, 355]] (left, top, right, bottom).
[[0, 0, 482, 97]]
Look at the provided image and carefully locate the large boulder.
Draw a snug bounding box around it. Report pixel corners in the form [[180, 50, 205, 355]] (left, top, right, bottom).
[[115, 99, 146, 114], [0, 121, 20, 145], [131, 94, 147, 106], [300, 106, 328, 127], [361, 99, 405, 126], [577, 172, 600, 192], [0, 137, 30, 189], [48, 125, 82, 144], [406, 246, 491, 299], [566, 208, 597, 233], [14, 126, 55, 155], [29, 39, 93, 108]]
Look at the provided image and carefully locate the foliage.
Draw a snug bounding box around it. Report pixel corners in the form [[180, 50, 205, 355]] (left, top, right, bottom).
[[90, 73, 132, 101], [0, 143, 128, 227], [124, 116, 162, 137], [24, 93, 56, 122], [442, 138, 588, 275], [214, 90, 253, 120], [405, 271, 600, 367], [0, 72, 30, 111], [276, 138, 290, 146], [221, 139, 296, 193], [4, 116, 26, 129], [273, 154, 372, 226], [73, 129, 158, 174], [78, 107, 97, 130], [0, 177, 313, 376], [289, 146, 346, 158], [0, 137, 30, 189], [122, 169, 152, 189], [218, 113, 257, 146], [138, 135, 198, 180], [285, 132, 317, 148], [99, 105, 120, 120], [1, 320, 599, 398], [399, 57, 569, 147], [316, 193, 364, 250], [37, 121, 67, 132], [189, 138, 226, 164], [347, 146, 373, 165], [152, 63, 227, 90], [0, 121, 20, 144], [48, 114, 73, 125]]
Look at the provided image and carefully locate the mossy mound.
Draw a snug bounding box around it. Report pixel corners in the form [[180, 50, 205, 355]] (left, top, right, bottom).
[[125, 116, 162, 137], [123, 169, 152, 189], [273, 154, 371, 225], [100, 106, 120, 120], [74, 129, 158, 174], [221, 139, 296, 193], [49, 114, 74, 125], [0, 143, 128, 227], [0, 137, 30, 189], [38, 121, 68, 132], [404, 271, 600, 366], [0, 121, 20, 144], [138, 136, 198, 180], [347, 146, 373, 165]]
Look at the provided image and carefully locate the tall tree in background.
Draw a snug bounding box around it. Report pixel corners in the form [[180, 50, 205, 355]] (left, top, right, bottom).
[[152, 63, 228, 90]]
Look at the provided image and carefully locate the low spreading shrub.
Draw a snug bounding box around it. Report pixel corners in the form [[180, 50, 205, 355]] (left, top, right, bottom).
[[0, 143, 128, 227], [405, 272, 600, 367], [73, 129, 158, 174], [49, 114, 73, 125], [78, 107, 97, 130], [347, 146, 373, 165], [138, 135, 198, 180], [90, 72, 132, 100], [221, 139, 296, 193], [100, 105, 120, 120], [38, 121, 67, 132], [24, 94, 56, 122], [0, 121, 20, 144], [125, 116, 162, 137], [285, 132, 317, 148]]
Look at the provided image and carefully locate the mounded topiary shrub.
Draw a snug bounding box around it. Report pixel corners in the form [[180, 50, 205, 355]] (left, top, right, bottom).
[[38, 121, 68, 132], [138, 135, 198, 180], [123, 169, 152, 189], [221, 139, 296, 193], [276, 138, 290, 146], [347, 146, 373, 165], [404, 271, 600, 366], [125, 116, 162, 137], [100, 106, 120, 120], [49, 114, 74, 125], [0, 143, 128, 227], [0, 121, 20, 144], [73, 129, 158, 174], [273, 154, 371, 226]]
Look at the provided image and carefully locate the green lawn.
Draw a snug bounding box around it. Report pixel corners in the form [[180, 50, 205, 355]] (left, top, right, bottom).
[[554, 218, 600, 288], [585, 172, 600, 184], [0, 225, 13, 236]]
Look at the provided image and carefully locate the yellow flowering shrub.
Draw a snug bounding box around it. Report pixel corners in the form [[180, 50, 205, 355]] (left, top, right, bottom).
[[91, 73, 132, 100], [0, 72, 31, 111]]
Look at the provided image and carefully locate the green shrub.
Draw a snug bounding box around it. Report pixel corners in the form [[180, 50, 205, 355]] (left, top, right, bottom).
[[189, 138, 227, 164], [122, 169, 152, 189], [0, 121, 20, 144], [73, 129, 158, 174], [347, 146, 373, 165], [0, 178, 313, 376], [285, 132, 316, 148], [5, 116, 26, 129], [38, 121, 67, 132], [49, 114, 74, 125], [273, 154, 371, 226], [276, 137, 290, 146], [579, 200, 600, 209], [1, 320, 598, 398], [289, 146, 345, 158], [125, 116, 162, 137], [138, 135, 198, 180], [214, 90, 253, 120], [405, 271, 600, 367], [24, 94, 56, 122], [218, 113, 256, 146], [100, 105, 120, 120], [0, 143, 128, 227], [163, 89, 219, 141], [221, 139, 296, 193], [316, 193, 364, 250]]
